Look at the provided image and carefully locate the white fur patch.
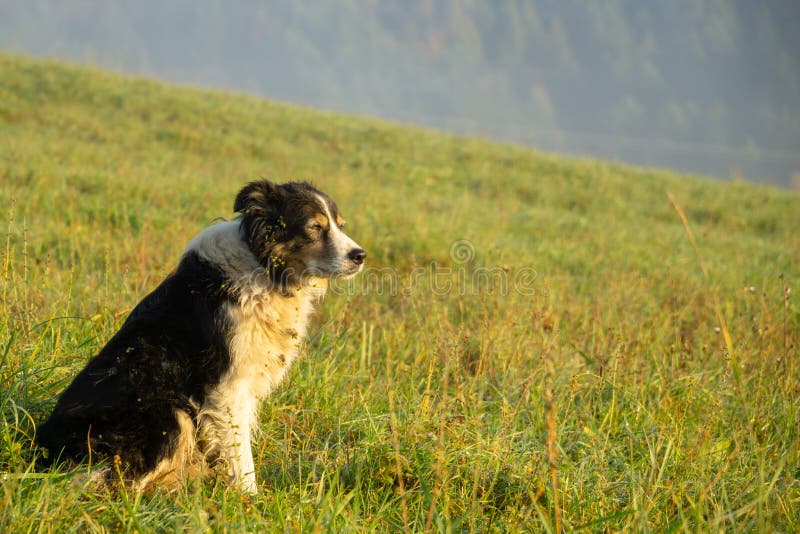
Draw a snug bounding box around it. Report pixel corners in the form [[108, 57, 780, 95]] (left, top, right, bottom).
[[185, 219, 260, 280]]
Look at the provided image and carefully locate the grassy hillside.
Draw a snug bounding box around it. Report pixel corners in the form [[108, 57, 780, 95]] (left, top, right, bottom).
[[1, 53, 798, 531]]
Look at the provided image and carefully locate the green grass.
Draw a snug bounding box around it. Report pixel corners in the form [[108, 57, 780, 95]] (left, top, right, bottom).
[[1, 52, 798, 532]]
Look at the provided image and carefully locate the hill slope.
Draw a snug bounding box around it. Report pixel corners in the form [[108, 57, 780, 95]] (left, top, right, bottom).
[[1, 54, 798, 531]]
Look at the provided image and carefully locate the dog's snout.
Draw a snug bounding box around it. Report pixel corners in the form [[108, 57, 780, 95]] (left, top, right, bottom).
[[348, 248, 366, 265]]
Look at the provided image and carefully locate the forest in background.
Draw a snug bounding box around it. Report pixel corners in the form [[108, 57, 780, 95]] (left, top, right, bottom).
[[1, 0, 798, 187]]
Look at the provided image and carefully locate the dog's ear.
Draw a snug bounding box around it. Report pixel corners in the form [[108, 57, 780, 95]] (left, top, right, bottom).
[[234, 180, 280, 215]]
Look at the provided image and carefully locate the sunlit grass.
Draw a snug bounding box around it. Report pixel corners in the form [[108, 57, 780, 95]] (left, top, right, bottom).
[[1, 53, 798, 531]]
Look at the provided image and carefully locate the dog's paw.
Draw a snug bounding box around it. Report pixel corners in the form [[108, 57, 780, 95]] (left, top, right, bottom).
[[238, 474, 258, 495]]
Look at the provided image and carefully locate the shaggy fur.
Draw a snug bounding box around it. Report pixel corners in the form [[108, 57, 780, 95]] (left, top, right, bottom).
[[37, 180, 365, 493]]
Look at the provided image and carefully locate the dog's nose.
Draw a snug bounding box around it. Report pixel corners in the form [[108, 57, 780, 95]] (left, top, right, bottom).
[[348, 248, 366, 265]]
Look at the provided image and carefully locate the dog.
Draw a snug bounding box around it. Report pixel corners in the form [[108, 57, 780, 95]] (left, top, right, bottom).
[[36, 180, 366, 493]]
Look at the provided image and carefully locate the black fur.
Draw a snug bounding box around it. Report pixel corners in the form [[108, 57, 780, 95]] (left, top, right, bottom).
[[37, 251, 234, 477]]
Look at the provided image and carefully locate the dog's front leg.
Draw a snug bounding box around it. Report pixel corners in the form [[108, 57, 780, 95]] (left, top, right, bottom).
[[227, 422, 257, 494], [200, 390, 260, 494]]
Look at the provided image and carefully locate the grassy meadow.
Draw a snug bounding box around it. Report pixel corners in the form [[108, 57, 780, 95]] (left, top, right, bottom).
[[1, 53, 799, 532]]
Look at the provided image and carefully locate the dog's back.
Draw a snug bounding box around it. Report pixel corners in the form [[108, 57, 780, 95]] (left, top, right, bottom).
[[37, 250, 231, 479]]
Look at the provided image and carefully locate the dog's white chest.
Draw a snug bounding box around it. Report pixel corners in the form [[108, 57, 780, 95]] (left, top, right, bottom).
[[226, 285, 321, 398]]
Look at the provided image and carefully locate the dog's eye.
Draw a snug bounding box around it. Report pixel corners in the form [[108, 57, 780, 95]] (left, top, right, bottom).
[[310, 223, 324, 232]]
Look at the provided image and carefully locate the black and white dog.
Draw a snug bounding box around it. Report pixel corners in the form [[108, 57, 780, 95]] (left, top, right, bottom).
[[37, 180, 365, 493]]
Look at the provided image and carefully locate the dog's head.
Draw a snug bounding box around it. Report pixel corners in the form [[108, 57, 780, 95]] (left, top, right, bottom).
[[234, 180, 366, 285]]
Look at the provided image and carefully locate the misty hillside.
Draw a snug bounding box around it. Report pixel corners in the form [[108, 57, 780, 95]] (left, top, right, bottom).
[[1, 0, 798, 187]]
